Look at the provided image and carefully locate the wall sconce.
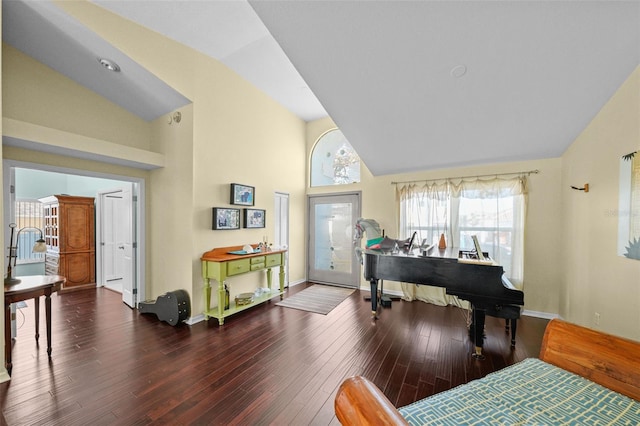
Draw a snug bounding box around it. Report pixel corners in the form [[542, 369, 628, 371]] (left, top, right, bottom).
[[5, 223, 47, 285]]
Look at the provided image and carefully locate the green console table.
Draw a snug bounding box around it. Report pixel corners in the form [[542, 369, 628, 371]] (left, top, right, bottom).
[[201, 245, 286, 325]]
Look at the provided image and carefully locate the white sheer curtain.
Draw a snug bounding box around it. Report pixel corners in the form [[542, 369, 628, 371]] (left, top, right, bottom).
[[398, 175, 528, 307]]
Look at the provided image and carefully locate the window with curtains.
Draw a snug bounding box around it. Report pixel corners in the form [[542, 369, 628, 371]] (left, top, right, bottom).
[[397, 175, 528, 288]]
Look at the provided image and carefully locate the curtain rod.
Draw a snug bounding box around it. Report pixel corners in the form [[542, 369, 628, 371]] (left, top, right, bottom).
[[391, 169, 540, 185]]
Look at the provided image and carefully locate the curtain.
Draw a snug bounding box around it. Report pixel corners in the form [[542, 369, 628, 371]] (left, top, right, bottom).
[[397, 175, 528, 307]]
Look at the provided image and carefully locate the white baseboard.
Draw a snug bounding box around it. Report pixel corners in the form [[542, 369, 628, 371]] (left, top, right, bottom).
[[185, 314, 205, 325], [288, 279, 307, 287], [522, 310, 559, 320]]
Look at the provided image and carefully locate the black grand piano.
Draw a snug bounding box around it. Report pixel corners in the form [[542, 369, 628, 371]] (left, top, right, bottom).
[[363, 246, 524, 358]]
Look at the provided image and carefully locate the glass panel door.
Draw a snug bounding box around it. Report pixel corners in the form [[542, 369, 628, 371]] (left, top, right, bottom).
[[308, 193, 361, 287]]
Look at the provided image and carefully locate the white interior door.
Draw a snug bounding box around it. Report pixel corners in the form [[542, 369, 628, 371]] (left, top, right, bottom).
[[308, 193, 361, 288], [99, 184, 135, 308], [103, 195, 120, 283], [274, 192, 289, 286]]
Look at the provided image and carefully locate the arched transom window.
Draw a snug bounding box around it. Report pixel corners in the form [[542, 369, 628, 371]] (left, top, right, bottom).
[[311, 129, 361, 187]]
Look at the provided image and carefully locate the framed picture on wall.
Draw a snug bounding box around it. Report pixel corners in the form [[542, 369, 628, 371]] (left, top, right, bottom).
[[230, 183, 254, 206], [243, 208, 265, 228], [212, 207, 240, 230]]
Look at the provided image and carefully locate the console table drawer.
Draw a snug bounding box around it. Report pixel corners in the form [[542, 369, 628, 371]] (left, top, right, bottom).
[[227, 259, 250, 276], [250, 256, 265, 270], [250, 262, 265, 271], [266, 253, 283, 267]]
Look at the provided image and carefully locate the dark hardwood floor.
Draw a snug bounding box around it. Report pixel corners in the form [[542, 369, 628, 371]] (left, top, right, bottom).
[[0, 283, 548, 425]]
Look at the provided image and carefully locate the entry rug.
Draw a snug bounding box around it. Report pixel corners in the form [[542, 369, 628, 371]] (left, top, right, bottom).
[[276, 285, 354, 315]]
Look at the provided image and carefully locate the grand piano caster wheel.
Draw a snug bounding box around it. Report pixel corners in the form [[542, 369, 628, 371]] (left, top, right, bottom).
[[472, 346, 486, 360]]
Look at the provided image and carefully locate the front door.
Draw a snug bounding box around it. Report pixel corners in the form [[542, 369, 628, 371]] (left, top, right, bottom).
[[308, 193, 361, 288]]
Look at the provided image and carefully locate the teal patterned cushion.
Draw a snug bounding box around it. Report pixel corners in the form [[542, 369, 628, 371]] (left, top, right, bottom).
[[399, 358, 640, 425]]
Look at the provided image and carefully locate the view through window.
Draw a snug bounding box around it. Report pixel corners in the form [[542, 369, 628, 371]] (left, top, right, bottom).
[[398, 177, 526, 283], [14, 199, 45, 264], [310, 129, 361, 187]]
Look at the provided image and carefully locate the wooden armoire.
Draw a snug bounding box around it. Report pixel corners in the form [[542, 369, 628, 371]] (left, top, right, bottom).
[[40, 195, 96, 291]]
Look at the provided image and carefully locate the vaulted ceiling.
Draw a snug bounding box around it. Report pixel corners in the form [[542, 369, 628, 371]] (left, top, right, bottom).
[[3, 1, 639, 176]]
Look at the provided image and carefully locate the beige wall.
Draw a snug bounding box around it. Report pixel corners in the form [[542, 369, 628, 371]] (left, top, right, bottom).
[[560, 66, 640, 341]]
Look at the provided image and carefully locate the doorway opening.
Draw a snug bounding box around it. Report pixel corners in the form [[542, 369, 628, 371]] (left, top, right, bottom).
[[273, 191, 290, 287], [3, 159, 145, 307]]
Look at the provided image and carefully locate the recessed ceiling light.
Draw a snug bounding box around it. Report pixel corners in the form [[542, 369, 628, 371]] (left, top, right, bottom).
[[450, 64, 467, 78], [97, 58, 121, 72]]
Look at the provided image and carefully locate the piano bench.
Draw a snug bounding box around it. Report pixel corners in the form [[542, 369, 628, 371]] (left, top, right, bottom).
[[485, 304, 522, 347]]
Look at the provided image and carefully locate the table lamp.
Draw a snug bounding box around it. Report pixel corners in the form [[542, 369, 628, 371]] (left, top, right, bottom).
[[5, 223, 47, 285]]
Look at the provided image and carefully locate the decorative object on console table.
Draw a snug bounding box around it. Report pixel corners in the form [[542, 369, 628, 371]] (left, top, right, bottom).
[[234, 292, 254, 306], [212, 207, 240, 230], [230, 183, 254, 206], [243, 208, 265, 228], [4, 223, 47, 285], [39, 195, 96, 292], [224, 282, 230, 310], [201, 245, 287, 325]]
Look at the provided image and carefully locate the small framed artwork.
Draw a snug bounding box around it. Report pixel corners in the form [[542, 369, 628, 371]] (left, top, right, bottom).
[[212, 207, 240, 230], [243, 208, 266, 228], [230, 183, 255, 206]]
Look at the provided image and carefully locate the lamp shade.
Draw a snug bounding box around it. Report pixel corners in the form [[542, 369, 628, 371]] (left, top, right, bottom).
[[33, 238, 47, 253]]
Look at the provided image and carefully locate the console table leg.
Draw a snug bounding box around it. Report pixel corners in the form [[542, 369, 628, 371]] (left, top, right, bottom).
[[279, 265, 285, 299], [217, 280, 225, 325], [34, 296, 40, 342], [203, 279, 211, 320], [5, 303, 12, 375], [45, 293, 52, 358]]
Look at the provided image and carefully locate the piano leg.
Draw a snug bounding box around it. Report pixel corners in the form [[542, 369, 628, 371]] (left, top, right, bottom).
[[369, 278, 378, 318], [509, 318, 517, 347], [470, 308, 486, 360]]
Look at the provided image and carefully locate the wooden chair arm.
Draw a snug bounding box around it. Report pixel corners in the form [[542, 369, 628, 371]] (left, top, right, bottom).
[[335, 376, 409, 425], [540, 318, 640, 401]]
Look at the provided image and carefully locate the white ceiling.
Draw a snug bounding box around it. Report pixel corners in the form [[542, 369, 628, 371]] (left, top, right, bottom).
[[3, 1, 639, 176]]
